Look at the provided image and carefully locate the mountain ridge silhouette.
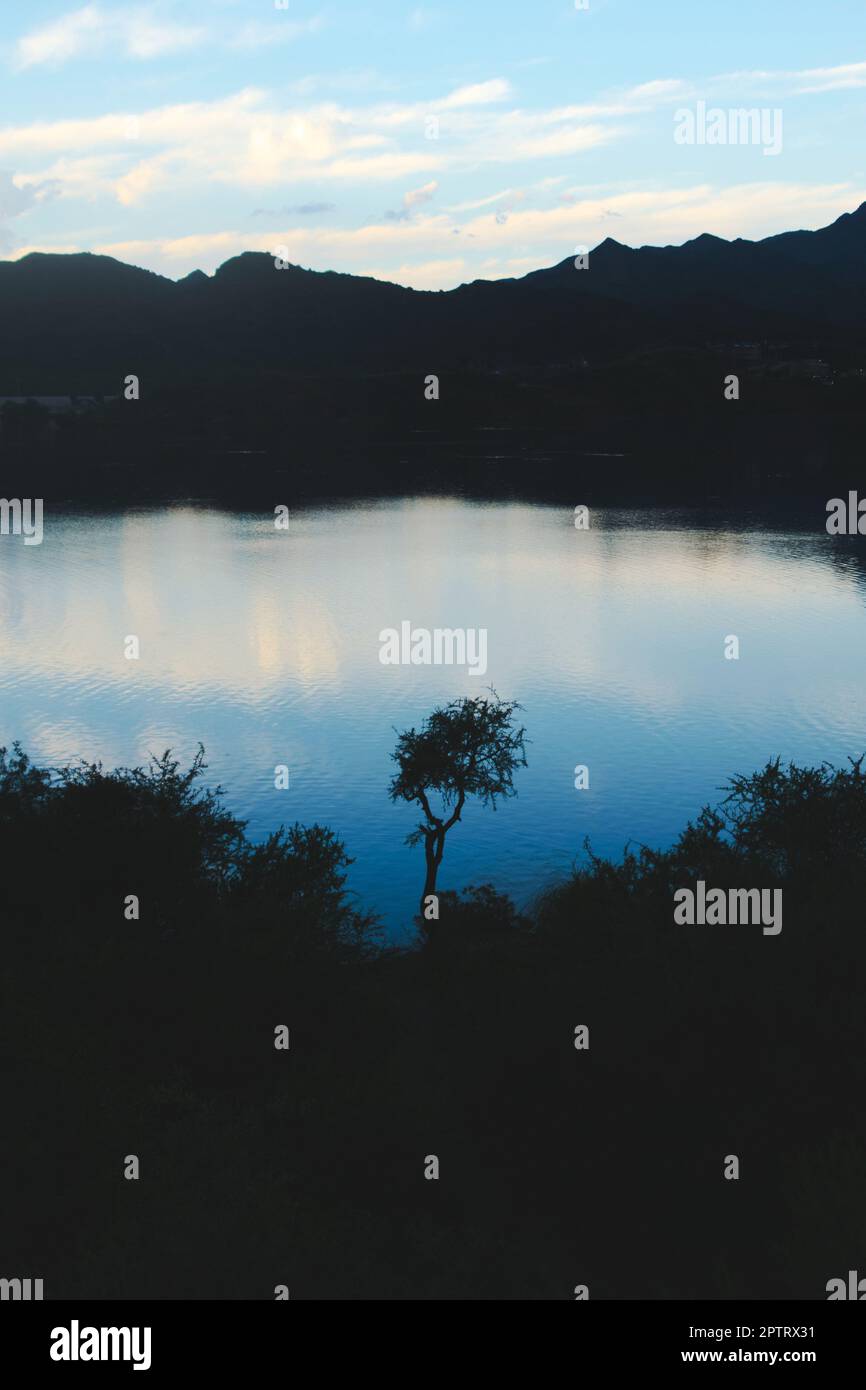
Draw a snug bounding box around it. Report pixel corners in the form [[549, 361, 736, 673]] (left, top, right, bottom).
[[2, 202, 865, 395]]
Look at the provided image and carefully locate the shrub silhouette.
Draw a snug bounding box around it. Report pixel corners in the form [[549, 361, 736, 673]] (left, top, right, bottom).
[[2, 745, 864, 1300], [0, 741, 378, 957]]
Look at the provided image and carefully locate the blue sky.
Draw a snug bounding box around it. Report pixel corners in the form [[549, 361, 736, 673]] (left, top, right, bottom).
[[1, 0, 865, 286]]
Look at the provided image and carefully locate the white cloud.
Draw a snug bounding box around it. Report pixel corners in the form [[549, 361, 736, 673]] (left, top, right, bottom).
[[14, 4, 101, 68], [453, 180, 866, 255], [6, 242, 83, 258], [479, 255, 539, 278], [509, 124, 617, 159], [4, 49, 866, 279], [114, 154, 177, 207], [0, 171, 53, 251], [404, 180, 438, 208], [360, 257, 464, 289], [437, 79, 511, 109], [13, 56, 859, 215], [700, 58, 866, 97], [13, 4, 204, 70], [82, 179, 866, 287], [0, 91, 266, 157], [384, 178, 439, 222], [793, 60, 866, 94], [446, 188, 517, 212], [0, 77, 612, 203]]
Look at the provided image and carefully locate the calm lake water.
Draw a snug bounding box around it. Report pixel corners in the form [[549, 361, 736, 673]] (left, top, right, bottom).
[[2, 497, 865, 939]]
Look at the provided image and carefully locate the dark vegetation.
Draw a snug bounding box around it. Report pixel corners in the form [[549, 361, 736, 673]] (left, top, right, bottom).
[[2, 738, 864, 1298], [3, 203, 866, 506]]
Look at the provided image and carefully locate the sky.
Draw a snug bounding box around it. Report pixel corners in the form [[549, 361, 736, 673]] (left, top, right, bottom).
[[1, 0, 866, 288]]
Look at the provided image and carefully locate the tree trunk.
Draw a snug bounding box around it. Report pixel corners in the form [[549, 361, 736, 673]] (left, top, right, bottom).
[[419, 828, 445, 928]]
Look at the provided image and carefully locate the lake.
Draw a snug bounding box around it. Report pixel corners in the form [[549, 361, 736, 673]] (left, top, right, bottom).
[[2, 496, 864, 940]]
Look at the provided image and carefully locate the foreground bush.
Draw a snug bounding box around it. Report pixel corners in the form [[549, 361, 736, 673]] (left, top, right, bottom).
[[1, 748, 864, 1300], [0, 742, 380, 961]]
